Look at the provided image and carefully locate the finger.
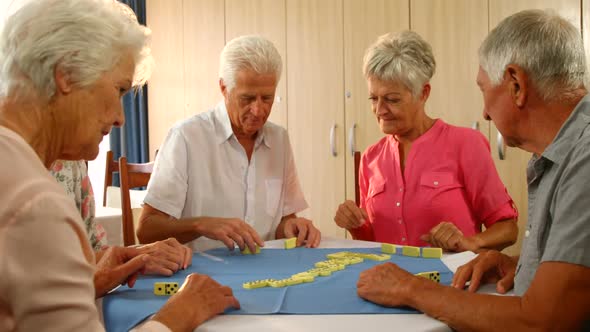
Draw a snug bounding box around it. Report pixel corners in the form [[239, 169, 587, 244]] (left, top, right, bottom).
[[467, 263, 486, 292], [183, 246, 192, 269], [345, 201, 365, 226], [246, 226, 265, 247], [360, 208, 369, 220], [240, 230, 258, 254], [114, 254, 150, 287], [336, 205, 359, 229], [146, 256, 178, 275], [218, 234, 236, 251], [451, 263, 473, 289], [305, 226, 319, 248], [126, 272, 139, 288], [419, 234, 431, 243], [283, 221, 296, 239], [496, 271, 515, 294], [296, 223, 308, 247]]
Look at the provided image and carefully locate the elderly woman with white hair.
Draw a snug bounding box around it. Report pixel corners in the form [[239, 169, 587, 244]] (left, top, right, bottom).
[[334, 31, 518, 252], [0, 0, 238, 331]]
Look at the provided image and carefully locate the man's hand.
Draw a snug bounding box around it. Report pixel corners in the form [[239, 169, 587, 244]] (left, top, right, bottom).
[[195, 217, 264, 253], [420, 221, 480, 252], [452, 250, 517, 293], [357, 262, 415, 307], [94, 246, 150, 298], [153, 273, 240, 331], [136, 237, 193, 275], [334, 200, 368, 230], [281, 217, 321, 248]]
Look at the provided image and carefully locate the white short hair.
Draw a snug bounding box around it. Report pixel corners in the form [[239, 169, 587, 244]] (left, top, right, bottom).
[[219, 35, 282, 93], [479, 9, 586, 102], [0, 0, 153, 101], [363, 31, 436, 97]]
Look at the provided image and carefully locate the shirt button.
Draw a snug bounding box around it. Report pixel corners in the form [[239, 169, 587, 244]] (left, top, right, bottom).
[[402, 237, 406, 242], [398, 219, 403, 224], [399, 187, 403, 192], [525, 230, 530, 237], [433, 181, 439, 186], [396, 202, 401, 207]]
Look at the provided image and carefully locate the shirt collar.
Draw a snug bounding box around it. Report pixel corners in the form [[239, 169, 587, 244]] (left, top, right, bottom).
[[213, 101, 272, 148], [541, 94, 590, 164]]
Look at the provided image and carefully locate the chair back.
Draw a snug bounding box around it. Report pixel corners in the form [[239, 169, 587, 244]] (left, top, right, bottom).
[[354, 151, 361, 206], [119, 156, 153, 246], [103, 150, 119, 207]]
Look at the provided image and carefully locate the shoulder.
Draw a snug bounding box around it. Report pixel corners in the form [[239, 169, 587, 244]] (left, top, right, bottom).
[[438, 121, 491, 152], [363, 135, 390, 161]]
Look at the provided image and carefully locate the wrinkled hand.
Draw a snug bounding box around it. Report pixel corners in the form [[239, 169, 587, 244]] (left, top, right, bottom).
[[154, 273, 240, 331], [357, 262, 414, 307], [196, 217, 264, 253], [283, 217, 321, 248], [94, 246, 150, 298], [452, 250, 517, 293], [136, 238, 192, 275], [334, 200, 368, 230], [420, 222, 479, 252]]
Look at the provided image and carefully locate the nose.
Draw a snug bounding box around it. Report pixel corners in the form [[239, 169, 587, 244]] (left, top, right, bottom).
[[114, 100, 126, 127], [375, 99, 388, 116], [482, 108, 491, 121], [250, 98, 265, 117]]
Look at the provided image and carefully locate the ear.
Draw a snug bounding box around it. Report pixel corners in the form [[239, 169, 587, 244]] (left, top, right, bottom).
[[54, 66, 73, 94], [505, 64, 528, 108], [219, 78, 228, 98], [420, 83, 431, 102]]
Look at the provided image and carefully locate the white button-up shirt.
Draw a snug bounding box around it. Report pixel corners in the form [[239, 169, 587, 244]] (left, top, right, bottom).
[[145, 102, 308, 251]]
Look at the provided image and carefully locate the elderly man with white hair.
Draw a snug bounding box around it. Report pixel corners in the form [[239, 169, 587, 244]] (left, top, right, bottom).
[[357, 9, 590, 331], [138, 35, 321, 252]]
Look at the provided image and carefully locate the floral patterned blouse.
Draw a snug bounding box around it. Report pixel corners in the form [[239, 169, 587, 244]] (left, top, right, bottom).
[[50, 160, 107, 250]]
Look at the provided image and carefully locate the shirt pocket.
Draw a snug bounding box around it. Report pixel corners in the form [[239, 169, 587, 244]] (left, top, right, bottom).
[[367, 179, 386, 198], [265, 179, 283, 217], [420, 172, 463, 190], [419, 171, 464, 211]]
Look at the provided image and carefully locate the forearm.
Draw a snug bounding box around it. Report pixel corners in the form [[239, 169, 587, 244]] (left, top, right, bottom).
[[470, 219, 518, 251], [406, 278, 537, 332], [137, 214, 201, 244]]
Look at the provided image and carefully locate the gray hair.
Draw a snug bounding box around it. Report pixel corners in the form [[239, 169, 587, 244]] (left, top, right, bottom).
[[479, 9, 586, 102], [363, 30, 436, 97], [0, 0, 153, 101], [219, 35, 282, 93]]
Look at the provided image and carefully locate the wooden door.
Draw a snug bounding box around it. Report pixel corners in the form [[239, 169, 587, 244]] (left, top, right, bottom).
[[225, 0, 288, 128], [488, 0, 582, 255], [286, 0, 346, 238], [342, 0, 410, 204]]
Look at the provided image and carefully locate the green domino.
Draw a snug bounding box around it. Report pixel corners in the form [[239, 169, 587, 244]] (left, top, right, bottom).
[[402, 246, 420, 257], [422, 247, 443, 259]]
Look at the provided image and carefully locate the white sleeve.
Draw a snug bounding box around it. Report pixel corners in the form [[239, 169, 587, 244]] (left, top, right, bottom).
[[144, 127, 189, 219], [0, 194, 104, 331], [131, 320, 171, 332], [281, 132, 308, 216]]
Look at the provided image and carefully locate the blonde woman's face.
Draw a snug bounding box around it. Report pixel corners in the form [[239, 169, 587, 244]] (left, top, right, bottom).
[[367, 76, 423, 136], [60, 56, 135, 161]]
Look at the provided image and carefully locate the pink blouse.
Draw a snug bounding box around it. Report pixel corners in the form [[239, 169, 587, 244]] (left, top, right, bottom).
[[351, 120, 518, 246]]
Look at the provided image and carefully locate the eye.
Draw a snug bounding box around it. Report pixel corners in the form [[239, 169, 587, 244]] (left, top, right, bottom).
[[368, 96, 378, 103], [385, 98, 400, 104]]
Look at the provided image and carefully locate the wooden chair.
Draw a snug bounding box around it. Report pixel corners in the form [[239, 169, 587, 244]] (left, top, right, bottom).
[[354, 151, 361, 206], [103, 150, 119, 207], [118, 156, 154, 246]]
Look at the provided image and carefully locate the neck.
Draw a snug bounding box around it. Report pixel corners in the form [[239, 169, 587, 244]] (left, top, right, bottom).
[[395, 112, 435, 145], [0, 98, 63, 168], [521, 89, 587, 155]]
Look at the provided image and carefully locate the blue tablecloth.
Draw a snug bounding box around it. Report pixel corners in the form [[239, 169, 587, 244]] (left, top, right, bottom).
[[103, 247, 453, 332]]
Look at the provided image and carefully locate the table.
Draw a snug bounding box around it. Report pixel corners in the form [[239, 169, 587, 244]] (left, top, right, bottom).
[[127, 237, 481, 332], [95, 205, 123, 246]]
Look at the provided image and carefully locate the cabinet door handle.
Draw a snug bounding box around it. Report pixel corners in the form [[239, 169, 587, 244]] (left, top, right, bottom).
[[348, 123, 357, 156], [472, 121, 479, 130], [330, 124, 337, 157], [497, 131, 506, 160]]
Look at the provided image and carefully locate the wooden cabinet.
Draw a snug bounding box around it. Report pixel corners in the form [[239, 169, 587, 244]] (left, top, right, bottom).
[[488, 0, 582, 255], [286, 0, 346, 237]]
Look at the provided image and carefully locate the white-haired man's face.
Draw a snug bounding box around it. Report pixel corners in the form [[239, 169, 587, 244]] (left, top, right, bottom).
[[476, 66, 522, 148], [221, 68, 277, 139]]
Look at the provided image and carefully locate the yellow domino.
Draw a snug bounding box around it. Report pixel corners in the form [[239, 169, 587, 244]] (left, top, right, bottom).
[[284, 278, 303, 286], [243, 279, 273, 289], [381, 243, 397, 254], [284, 237, 297, 249], [347, 257, 364, 264], [241, 245, 261, 255], [293, 274, 315, 283], [415, 271, 441, 283], [269, 280, 288, 288], [422, 247, 443, 259], [326, 252, 350, 259], [362, 253, 391, 261], [154, 282, 179, 296], [402, 246, 420, 257]]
